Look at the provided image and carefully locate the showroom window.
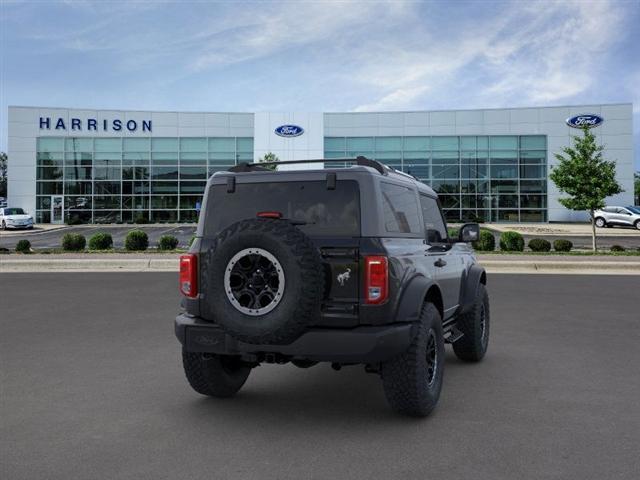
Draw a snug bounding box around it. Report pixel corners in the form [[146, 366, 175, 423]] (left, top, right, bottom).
[[325, 135, 547, 223], [35, 136, 253, 224]]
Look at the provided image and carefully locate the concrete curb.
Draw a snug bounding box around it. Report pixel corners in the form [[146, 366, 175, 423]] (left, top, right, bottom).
[[0, 258, 178, 273], [480, 260, 640, 275], [2, 256, 639, 275]]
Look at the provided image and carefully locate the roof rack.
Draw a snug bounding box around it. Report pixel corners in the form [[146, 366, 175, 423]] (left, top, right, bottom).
[[228, 156, 387, 175]]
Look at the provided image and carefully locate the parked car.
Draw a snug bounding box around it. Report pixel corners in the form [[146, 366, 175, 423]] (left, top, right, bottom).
[[0, 197, 7, 209], [594, 206, 640, 230], [175, 157, 489, 417], [0, 207, 35, 230]]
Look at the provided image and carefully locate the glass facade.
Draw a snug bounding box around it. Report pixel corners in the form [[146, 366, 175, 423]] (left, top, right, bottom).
[[34, 133, 547, 224], [325, 135, 547, 222], [35, 136, 253, 223]]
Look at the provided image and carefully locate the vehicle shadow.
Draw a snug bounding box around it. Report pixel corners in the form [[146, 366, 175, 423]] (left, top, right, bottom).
[[169, 350, 472, 428]]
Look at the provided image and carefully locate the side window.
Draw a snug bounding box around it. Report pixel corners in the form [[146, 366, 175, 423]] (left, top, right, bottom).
[[420, 195, 448, 244], [380, 182, 421, 234]]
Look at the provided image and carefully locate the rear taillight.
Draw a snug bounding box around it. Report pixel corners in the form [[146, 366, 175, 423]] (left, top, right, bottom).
[[180, 254, 197, 298], [364, 256, 388, 304], [257, 211, 282, 219]]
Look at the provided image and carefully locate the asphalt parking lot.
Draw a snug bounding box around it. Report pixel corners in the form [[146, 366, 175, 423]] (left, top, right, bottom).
[[2, 273, 639, 479]]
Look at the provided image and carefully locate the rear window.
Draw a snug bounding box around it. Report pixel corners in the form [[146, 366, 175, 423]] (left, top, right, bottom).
[[205, 180, 360, 237]]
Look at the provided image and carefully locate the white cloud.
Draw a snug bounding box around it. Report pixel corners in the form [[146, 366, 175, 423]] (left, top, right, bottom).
[[480, 0, 624, 104], [190, 1, 412, 71], [351, 0, 633, 111]]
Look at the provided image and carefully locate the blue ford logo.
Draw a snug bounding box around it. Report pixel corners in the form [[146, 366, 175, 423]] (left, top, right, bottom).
[[566, 114, 604, 129], [275, 125, 304, 137]]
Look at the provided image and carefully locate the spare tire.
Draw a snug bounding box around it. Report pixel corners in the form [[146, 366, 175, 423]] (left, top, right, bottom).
[[200, 218, 324, 345]]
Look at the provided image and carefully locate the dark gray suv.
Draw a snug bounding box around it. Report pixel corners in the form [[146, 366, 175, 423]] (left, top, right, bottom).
[[175, 157, 489, 416]]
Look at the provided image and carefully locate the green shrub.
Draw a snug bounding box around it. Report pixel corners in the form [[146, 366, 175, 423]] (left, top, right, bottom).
[[499, 231, 524, 252], [88, 232, 113, 250], [528, 238, 551, 252], [62, 233, 86, 251], [158, 235, 179, 251], [553, 239, 573, 252], [447, 228, 459, 239], [125, 230, 148, 251], [134, 215, 149, 224], [15, 239, 31, 253], [610, 244, 625, 252], [472, 229, 495, 251]]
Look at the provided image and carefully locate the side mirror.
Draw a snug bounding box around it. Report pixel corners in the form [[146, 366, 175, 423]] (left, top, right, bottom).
[[458, 223, 480, 243]]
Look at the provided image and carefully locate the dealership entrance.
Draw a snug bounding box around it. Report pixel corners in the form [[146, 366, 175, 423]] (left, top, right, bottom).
[[51, 195, 63, 224]]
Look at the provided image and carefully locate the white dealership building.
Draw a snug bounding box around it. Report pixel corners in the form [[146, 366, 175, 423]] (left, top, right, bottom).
[[6, 103, 634, 224]]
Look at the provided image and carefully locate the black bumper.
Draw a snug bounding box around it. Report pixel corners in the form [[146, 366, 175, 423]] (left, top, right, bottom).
[[175, 314, 415, 364]]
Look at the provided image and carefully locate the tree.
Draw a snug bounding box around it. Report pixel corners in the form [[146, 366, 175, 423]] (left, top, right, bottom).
[[634, 172, 640, 205], [0, 152, 7, 198], [549, 128, 623, 252], [258, 152, 279, 171]]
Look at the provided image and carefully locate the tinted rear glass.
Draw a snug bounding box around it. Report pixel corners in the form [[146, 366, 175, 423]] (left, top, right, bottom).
[[205, 180, 360, 237]]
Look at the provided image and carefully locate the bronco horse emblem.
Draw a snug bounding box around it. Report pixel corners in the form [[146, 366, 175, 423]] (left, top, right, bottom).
[[337, 268, 351, 286]]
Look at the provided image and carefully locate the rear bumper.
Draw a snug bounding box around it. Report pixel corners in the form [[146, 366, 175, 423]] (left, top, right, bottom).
[[175, 313, 415, 364]]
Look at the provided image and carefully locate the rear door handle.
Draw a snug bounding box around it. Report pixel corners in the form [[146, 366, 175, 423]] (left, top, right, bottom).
[[434, 258, 447, 268]]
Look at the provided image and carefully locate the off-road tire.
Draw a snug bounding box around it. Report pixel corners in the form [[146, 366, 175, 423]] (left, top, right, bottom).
[[182, 349, 251, 398], [291, 360, 318, 369], [594, 217, 606, 228], [381, 303, 444, 417], [200, 218, 324, 345], [453, 283, 490, 362]]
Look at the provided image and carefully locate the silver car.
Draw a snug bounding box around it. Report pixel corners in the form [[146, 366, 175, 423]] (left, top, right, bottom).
[[0, 207, 35, 230], [594, 206, 640, 230]]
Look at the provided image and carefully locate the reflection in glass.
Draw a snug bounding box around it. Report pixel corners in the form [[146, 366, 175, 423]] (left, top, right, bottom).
[[323, 135, 547, 223]]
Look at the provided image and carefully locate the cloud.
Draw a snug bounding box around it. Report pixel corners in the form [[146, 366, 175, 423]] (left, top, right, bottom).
[[480, 0, 624, 104], [351, 0, 634, 111], [189, 1, 412, 71]]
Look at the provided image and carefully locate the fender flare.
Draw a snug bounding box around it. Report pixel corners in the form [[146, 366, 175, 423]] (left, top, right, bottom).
[[459, 264, 487, 314], [393, 274, 441, 323]]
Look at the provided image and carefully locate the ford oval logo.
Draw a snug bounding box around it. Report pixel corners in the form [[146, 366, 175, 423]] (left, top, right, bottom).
[[275, 125, 304, 137], [566, 114, 604, 129]]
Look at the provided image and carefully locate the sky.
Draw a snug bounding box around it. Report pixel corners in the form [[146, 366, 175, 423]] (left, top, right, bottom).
[[1, 0, 639, 168]]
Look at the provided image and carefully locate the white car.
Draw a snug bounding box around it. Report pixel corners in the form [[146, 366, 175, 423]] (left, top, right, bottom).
[[0, 207, 35, 230], [594, 206, 640, 230]]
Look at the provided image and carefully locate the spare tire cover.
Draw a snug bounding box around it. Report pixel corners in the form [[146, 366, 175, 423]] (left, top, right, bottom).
[[200, 218, 324, 345]]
